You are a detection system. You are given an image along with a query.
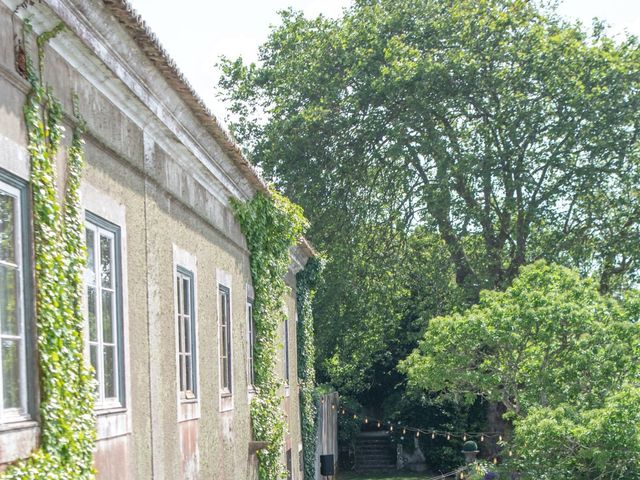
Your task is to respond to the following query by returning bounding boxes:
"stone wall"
[0,1,307,478]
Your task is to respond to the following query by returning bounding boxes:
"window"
[284,314,290,385]
[0,175,30,422]
[246,299,255,388]
[176,267,197,400]
[85,213,124,408]
[286,448,293,480]
[219,285,232,395]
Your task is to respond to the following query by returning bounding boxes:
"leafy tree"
[512,384,640,479]
[401,261,640,476]
[217,0,640,417]
[218,0,640,301]
[401,261,639,415]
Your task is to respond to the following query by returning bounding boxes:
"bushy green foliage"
[512,384,640,479]
[402,261,640,476]
[218,0,640,402]
[296,257,323,480]
[2,23,96,480]
[232,190,308,480]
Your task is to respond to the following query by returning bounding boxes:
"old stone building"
[0,0,311,478]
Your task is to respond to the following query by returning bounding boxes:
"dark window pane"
[0,192,15,263]
[103,345,116,398]
[85,229,95,286]
[2,338,21,409]
[88,287,97,342]
[185,354,192,393]
[100,234,112,289]
[90,344,99,398]
[183,316,191,354]
[182,278,189,315]
[179,354,185,392]
[0,266,18,336]
[102,289,114,343]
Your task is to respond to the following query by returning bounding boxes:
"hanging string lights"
[337,402,510,453]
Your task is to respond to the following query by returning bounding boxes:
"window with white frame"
[246,298,255,389]
[176,267,197,400]
[85,213,124,408]
[0,175,29,423]
[219,285,232,395]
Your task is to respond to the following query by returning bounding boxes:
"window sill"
[219,394,234,413]
[0,420,38,465]
[96,408,130,441]
[178,398,200,422]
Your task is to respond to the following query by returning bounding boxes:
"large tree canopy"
[219,0,640,296]
[217,0,640,404]
[400,261,640,477]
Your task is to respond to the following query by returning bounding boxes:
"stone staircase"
[354,431,396,472]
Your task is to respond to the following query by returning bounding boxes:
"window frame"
[0,171,33,425]
[84,211,125,410]
[176,266,197,401]
[218,284,233,397]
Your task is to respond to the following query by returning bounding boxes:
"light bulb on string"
[342,409,345,415]
[463,433,467,441]
[509,450,513,457]
[431,431,435,440]
[331,404,335,410]
[493,457,498,465]
[416,430,420,438]
[403,428,406,435]
[447,433,451,441]
[377,421,381,428]
[460,473,465,480]
[365,418,368,424]
[390,425,394,432]
[480,434,484,442]
[353,414,357,419]
[499,435,503,442]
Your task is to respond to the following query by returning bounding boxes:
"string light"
[460,472,465,479]
[509,450,513,457]
[493,457,498,465]
[337,403,500,443]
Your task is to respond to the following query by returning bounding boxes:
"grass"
[338,471,434,480]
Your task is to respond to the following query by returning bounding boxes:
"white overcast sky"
[128,0,640,126]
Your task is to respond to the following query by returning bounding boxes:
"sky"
[128,0,640,127]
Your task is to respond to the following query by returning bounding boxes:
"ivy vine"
[2,21,96,480]
[296,257,323,480]
[232,190,308,480]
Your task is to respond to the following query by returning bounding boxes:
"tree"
[400,261,640,476]
[401,261,639,414]
[218,0,640,302]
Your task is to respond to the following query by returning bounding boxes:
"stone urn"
[462,441,479,464]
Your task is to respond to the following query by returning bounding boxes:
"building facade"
[0,1,310,478]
